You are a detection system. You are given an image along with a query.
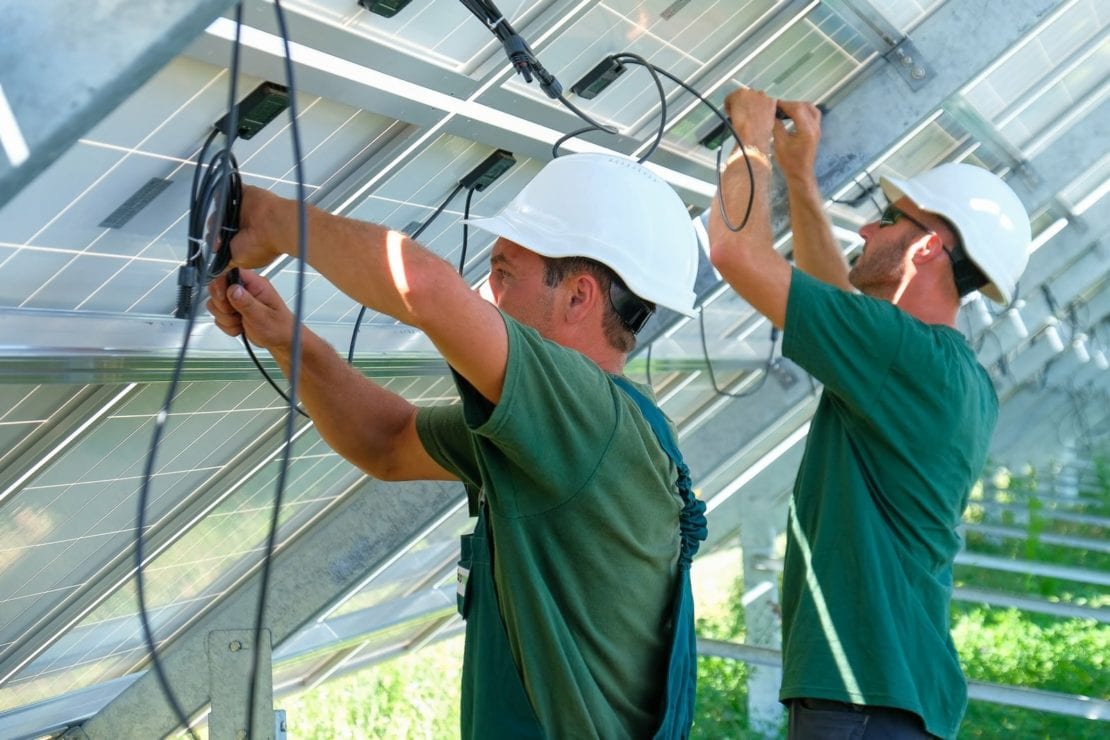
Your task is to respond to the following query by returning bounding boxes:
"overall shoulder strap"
[610,376,707,569]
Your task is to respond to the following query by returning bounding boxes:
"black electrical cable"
[697,308,778,399]
[246,1,308,738]
[458,186,477,276]
[183,75,308,419]
[184,106,307,419]
[135,7,245,739]
[459,1,757,225]
[609,54,667,162]
[175,126,242,318]
[346,182,465,363]
[458,0,619,145]
[239,329,310,419]
[713,128,755,233]
[830,170,883,212]
[550,53,662,162]
[617,59,756,232]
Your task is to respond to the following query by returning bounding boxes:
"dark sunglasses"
[879,204,934,235]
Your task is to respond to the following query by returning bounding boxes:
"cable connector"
[571,57,626,100]
[174,264,199,319]
[534,63,563,99]
[496,32,562,98]
[460,149,516,191]
[500,34,537,82]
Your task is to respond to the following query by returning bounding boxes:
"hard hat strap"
[943,241,990,298]
[609,279,655,334]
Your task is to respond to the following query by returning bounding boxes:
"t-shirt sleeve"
[415,403,484,514]
[452,311,623,517]
[783,267,906,418]
[415,404,479,485]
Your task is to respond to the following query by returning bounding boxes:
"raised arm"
[207,269,454,482]
[707,88,792,329]
[223,187,510,405]
[773,100,852,291]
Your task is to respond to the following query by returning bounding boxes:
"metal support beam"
[208,629,273,740]
[0,0,238,208]
[0,307,443,383]
[77,478,463,739]
[0,305,786,384]
[1001,90,1110,210]
[956,551,1110,587]
[821,0,933,90]
[794,0,1064,210]
[954,586,1110,624]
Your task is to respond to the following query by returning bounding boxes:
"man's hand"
[215,185,291,272]
[207,268,296,354]
[773,100,822,184]
[723,88,778,163]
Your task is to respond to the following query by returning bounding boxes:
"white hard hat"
[881,163,1031,304]
[466,152,699,317]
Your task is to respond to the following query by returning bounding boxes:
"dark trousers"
[787,698,937,739]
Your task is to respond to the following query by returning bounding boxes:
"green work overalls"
[455,377,708,738]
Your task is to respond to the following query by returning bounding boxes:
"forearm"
[268,198,451,328]
[783,172,851,291]
[708,146,791,328]
[268,327,439,480]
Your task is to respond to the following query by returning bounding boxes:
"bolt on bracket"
[884,38,931,91]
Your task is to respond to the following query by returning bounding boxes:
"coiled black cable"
[185,66,310,421]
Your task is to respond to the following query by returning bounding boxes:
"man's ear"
[911,233,947,265]
[564,273,601,323]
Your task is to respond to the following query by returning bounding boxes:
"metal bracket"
[208,629,274,740]
[884,38,932,91]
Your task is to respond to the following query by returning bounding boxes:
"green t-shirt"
[416,312,682,739]
[781,269,997,740]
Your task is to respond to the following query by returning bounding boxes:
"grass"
[277,638,463,740]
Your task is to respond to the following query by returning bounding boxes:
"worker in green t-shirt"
[206,152,708,738]
[706,88,1031,739]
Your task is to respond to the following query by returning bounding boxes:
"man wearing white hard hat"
[207,152,706,738]
[707,89,1030,740]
